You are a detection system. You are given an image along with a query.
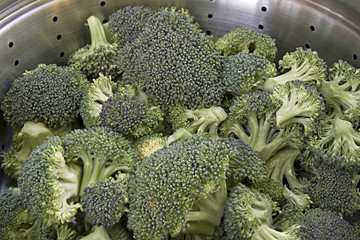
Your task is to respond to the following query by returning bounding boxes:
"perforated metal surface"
[0,0,360,191]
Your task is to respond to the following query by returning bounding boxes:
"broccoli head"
[128,135,232,239]
[68,16,120,79]
[63,126,139,194]
[118,7,224,110]
[108,5,155,47]
[80,73,117,128]
[18,136,83,225]
[134,133,167,160]
[262,47,327,91]
[271,80,325,135]
[80,172,128,227]
[100,84,164,138]
[224,183,277,240]
[216,27,277,61]
[220,52,277,94]
[1,63,88,131]
[1,121,54,179]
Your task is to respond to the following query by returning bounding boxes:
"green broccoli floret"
[250,178,287,209]
[220,90,304,161]
[108,5,155,47]
[318,60,360,120]
[1,63,88,131]
[78,225,111,240]
[68,16,120,80]
[301,155,360,216]
[168,104,228,140]
[216,27,277,61]
[1,121,54,179]
[282,186,312,212]
[99,85,164,138]
[63,126,139,194]
[261,47,327,91]
[219,137,268,188]
[271,80,325,135]
[220,52,277,94]
[275,208,359,240]
[224,183,277,240]
[266,148,304,189]
[134,133,167,160]
[119,7,224,110]
[80,173,128,227]
[251,224,300,240]
[80,73,117,128]
[18,136,82,225]
[308,115,360,168]
[128,135,232,239]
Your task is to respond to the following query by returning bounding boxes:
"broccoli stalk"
[79,225,111,240]
[282,186,312,211]
[251,224,300,240]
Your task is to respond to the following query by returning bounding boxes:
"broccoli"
[99,84,164,139]
[318,59,360,120]
[261,47,327,91]
[80,73,117,128]
[78,225,111,240]
[220,90,304,161]
[18,136,83,225]
[118,7,224,110]
[127,135,232,239]
[251,224,300,240]
[223,183,278,240]
[220,52,277,94]
[108,5,155,47]
[1,63,88,132]
[271,80,325,135]
[63,126,138,194]
[308,115,360,168]
[250,178,288,209]
[301,155,360,216]
[168,104,228,140]
[68,16,120,80]
[282,186,312,212]
[218,137,268,188]
[134,133,167,160]
[106,222,132,240]
[1,121,53,179]
[275,208,359,240]
[215,27,277,61]
[80,173,128,227]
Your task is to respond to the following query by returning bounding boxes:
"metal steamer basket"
[0,0,359,193]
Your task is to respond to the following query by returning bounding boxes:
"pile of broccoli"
[0,5,359,240]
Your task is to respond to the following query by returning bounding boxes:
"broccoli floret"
[68,16,120,80]
[79,225,111,240]
[1,121,54,179]
[134,133,167,160]
[276,208,359,240]
[319,60,360,120]
[262,47,327,91]
[220,90,304,161]
[271,80,325,135]
[128,135,231,239]
[216,27,277,61]
[168,104,228,140]
[266,148,304,189]
[80,173,128,227]
[1,63,88,131]
[18,136,82,225]
[220,52,277,94]
[282,186,312,212]
[100,85,164,138]
[301,156,360,216]
[250,178,287,209]
[251,224,300,240]
[119,7,224,110]
[106,222,132,240]
[224,183,277,240]
[63,127,138,194]
[80,73,117,128]
[218,137,268,188]
[308,116,360,168]
[108,5,155,47]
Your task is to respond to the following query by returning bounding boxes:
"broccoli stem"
[87,16,109,51]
